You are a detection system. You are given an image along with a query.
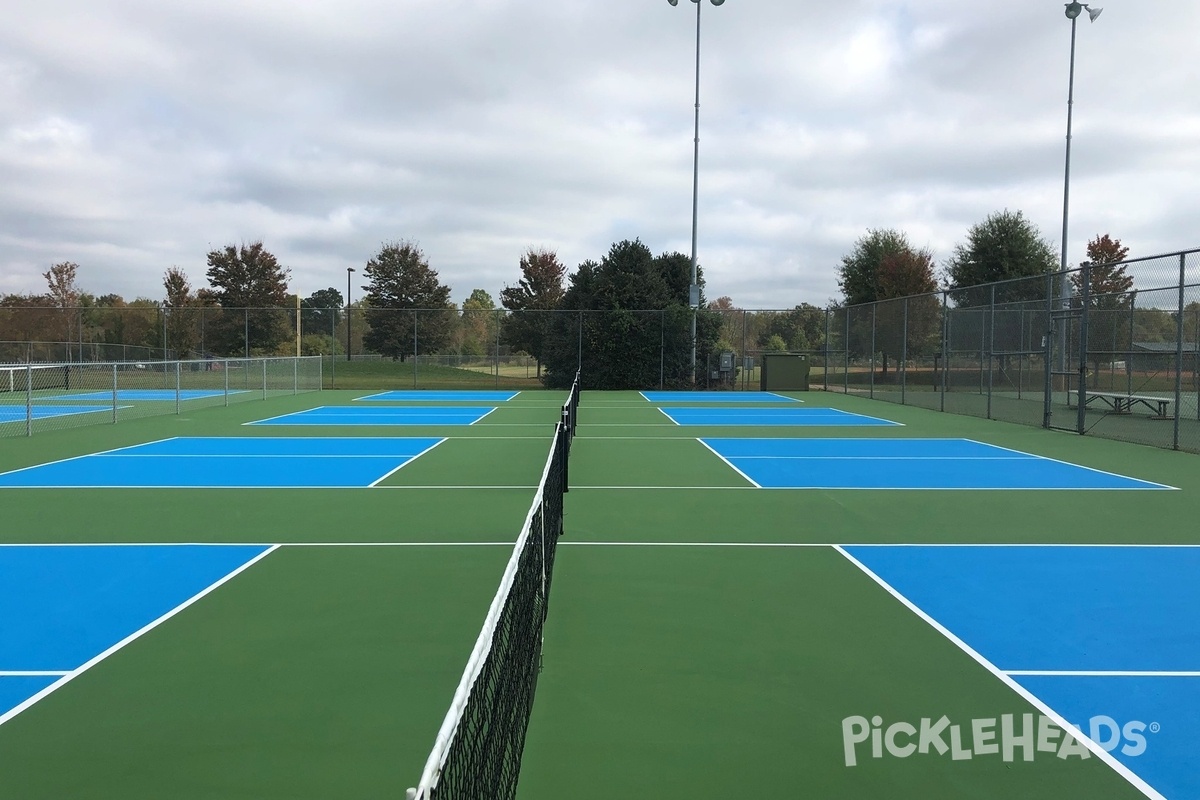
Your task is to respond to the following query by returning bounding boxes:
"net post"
[559,415,569,493]
[25,364,32,437]
[539,482,547,673]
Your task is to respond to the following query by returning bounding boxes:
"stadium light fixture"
[667,0,727,381]
[1056,3,1103,375]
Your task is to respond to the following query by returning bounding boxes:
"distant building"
[1129,341,1199,372]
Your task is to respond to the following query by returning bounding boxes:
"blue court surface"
[662,407,899,427]
[641,391,798,403]
[843,545,1200,800]
[0,437,445,488]
[700,438,1174,490]
[0,544,271,723]
[56,389,245,402]
[0,405,120,424]
[355,390,518,402]
[247,406,497,426]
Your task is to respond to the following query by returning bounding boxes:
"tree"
[539,239,719,389]
[0,294,58,358]
[204,242,292,355]
[762,334,787,353]
[162,266,201,358]
[1068,235,1134,376]
[300,288,344,338]
[500,248,566,377]
[944,210,1058,307]
[838,230,938,373]
[361,241,455,361]
[1071,234,1133,299]
[43,261,82,356]
[460,289,498,359]
[838,230,927,306]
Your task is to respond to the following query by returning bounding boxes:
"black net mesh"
[0,364,69,393]
[409,375,577,800]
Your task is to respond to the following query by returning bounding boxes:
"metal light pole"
[346,267,355,362]
[668,0,725,381]
[1058,2,1102,371]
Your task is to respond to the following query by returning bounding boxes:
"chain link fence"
[1,356,321,438]
[832,249,1200,453]
[3,246,1197,451]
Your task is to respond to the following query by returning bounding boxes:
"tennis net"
[0,364,69,394]
[407,379,578,800]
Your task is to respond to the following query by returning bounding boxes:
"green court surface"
[1,388,1197,798]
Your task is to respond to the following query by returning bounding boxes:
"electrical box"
[760,353,810,391]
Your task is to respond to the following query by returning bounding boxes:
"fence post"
[112,364,118,423]
[262,358,267,400]
[824,307,831,392]
[660,311,665,391]
[901,298,909,405]
[577,312,583,374]
[495,309,501,389]
[224,360,230,406]
[869,304,876,399]
[176,361,182,415]
[25,364,32,437]
[940,292,949,411]
[987,285,995,420]
[1175,254,1186,449]
[843,310,849,395]
[1043,272,1054,428]
[413,312,419,390]
[1077,264,1090,434]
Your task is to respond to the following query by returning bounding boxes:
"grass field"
[1,387,1198,798]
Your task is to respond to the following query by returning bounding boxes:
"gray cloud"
[2,0,1197,309]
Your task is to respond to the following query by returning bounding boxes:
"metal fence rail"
[2,247,1196,452]
[0,356,322,438]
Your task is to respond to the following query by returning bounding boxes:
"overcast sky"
[2,0,1197,310]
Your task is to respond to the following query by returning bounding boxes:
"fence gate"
[1045,270,1090,433]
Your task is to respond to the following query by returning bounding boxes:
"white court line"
[96,453,439,459]
[0,436,182,478]
[1007,670,1200,678]
[559,541,829,548]
[566,485,1176,492]
[695,439,761,488]
[368,438,447,487]
[961,438,1180,491]
[831,543,1200,549]
[570,485,756,490]
[569,423,678,427]
[4,541,1196,549]
[0,671,71,677]
[0,542,518,548]
[656,408,681,426]
[468,408,500,425]
[241,410,301,425]
[833,545,1165,800]
[722,455,1028,461]
[0,545,281,730]
[0,485,542,491]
